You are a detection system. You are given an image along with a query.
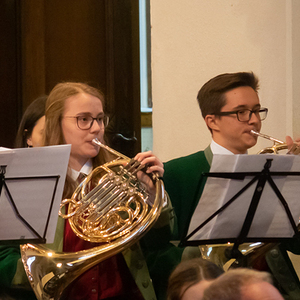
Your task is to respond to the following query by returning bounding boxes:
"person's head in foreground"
[202,268,284,300]
[167,258,224,300]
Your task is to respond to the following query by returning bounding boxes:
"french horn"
[21,139,166,300]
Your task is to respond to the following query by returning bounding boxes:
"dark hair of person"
[167,258,224,300]
[14,95,47,148]
[197,72,260,119]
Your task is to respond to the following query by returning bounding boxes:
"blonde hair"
[44,82,104,146]
[44,82,111,198]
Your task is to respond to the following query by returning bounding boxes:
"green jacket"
[159,146,300,300]
[164,147,212,241]
[142,147,212,300]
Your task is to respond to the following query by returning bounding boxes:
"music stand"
[0,145,70,245]
[181,155,300,259]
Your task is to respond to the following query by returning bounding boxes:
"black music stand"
[181,157,300,260]
[0,145,70,245]
[0,165,60,244]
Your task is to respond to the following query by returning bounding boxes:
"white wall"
[150,0,300,162]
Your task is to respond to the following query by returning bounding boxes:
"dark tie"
[76,172,87,185]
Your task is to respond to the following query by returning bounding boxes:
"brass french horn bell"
[21,139,166,300]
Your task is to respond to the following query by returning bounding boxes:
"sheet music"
[0,145,70,243]
[187,154,300,241]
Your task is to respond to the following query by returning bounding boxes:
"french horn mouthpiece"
[92,138,101,145]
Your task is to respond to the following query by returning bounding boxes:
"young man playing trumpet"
[166,72,300,241]
[143,72,300,300]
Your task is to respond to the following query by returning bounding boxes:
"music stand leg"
[0,165,7,196]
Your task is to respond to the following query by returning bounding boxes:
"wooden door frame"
[1,0,142,156]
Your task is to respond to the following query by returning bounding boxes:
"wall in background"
[150,0,300,162]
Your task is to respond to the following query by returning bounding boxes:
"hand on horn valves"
[134,151,164,202]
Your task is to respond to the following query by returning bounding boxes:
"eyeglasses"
[64,115,109,130]
[212,107,268,122]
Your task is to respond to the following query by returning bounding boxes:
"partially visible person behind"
[0,95,47,300]
[167,257,224,300]
[15,95,47,148]
[202,268,284,300]
[0,96,48,300]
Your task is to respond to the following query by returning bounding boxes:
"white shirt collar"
[210,139,235,155]
[69,159,93,181]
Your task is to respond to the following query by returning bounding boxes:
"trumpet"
[250,130,300,154]
[201,130,300,272]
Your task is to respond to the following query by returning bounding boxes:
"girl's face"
[61,92,104,171]
[27,115,45,147]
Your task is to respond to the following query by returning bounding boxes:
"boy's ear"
[205,114,220,131]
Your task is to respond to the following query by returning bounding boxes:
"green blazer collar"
[204,145,213,166]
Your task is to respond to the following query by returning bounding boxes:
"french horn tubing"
[21,139,166,300]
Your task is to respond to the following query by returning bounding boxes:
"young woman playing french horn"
[0,82,172,300]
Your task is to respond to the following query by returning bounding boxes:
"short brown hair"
[197,72,259,119]
[202,268,274,300]
[167,258,224,300]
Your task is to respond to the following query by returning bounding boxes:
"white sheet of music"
[187,154,300,241]
[0,145,70,243]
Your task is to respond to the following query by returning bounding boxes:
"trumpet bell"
[257,144,288,154]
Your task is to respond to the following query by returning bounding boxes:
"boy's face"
[206,86,261,154]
